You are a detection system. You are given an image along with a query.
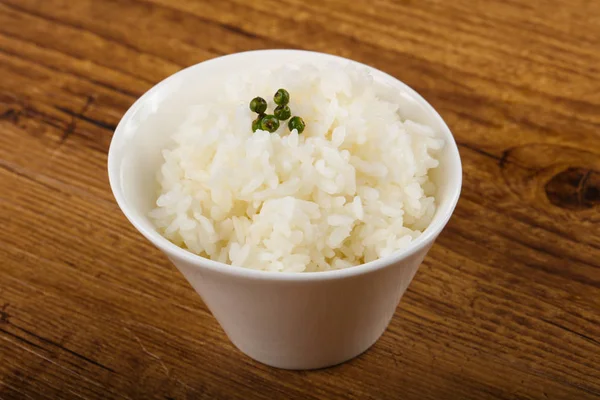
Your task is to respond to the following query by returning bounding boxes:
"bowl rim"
[107,49,462,282]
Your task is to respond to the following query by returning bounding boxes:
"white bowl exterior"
[170,242,432,369]
[108,50,462,370]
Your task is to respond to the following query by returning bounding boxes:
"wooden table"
[1,0,599,398]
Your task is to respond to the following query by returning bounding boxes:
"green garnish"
[249,89,303,133]
[260,115,280,133]
[249,97,267,114]
[274,105,291,121]
[274,89,290,106]
[288,116,305,134]
[252,113,265,132]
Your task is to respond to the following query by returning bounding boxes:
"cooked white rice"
[149,63,444,272]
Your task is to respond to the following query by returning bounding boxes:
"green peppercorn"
[249,97,267,114]
[288,116,305,133]
[252,113,265,132]
[273,89,289,106]
[260,115,280,133]
[274,105,291,121]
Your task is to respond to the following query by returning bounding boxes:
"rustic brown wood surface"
[1,0,599,398]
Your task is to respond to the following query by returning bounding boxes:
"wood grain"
[1,0,599,398]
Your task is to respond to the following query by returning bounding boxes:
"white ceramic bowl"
[108,50,462,370]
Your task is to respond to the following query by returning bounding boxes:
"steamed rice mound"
[149,63,444,272]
